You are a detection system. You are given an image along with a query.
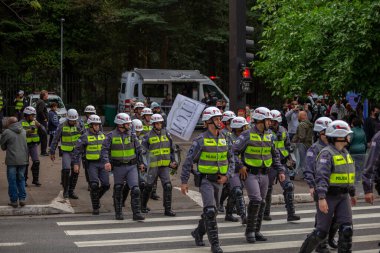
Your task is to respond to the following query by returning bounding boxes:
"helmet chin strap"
[212,118,221,130]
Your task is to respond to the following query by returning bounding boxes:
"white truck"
[117,68,229,113]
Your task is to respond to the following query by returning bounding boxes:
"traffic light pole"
[229,0,246,111]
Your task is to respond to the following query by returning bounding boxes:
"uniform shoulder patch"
[307,151,314,157]
[372,141,377,147]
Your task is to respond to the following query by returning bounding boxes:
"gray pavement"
[0,129,366,216]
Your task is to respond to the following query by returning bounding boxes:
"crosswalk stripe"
[354,250,380,253]
[57,205,380,226]
[0,242,25,247]
[74,222,380,247]
[115,235,380,253]
[64,213,380,236]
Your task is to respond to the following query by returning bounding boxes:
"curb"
[0,191,75,216]
[270,193,314,205]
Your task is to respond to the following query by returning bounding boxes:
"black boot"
[68,168,79,199]
[316,240,330,253]
[113,184,124,220]
[192,218,206,246]
[255,201,267,241]
[141,185,152,213]
[122,184,130,207]
[328,220,339,249]
[61,170,70,199]
[263,186,272,221]
[245,201,260,243]
[299,230,327,253]
[131,186,145,221]
[150,180,160,200]
[338,224,353,253]
[163,183,176,216]
[218,184,229,213]
[203,206,223,253]
[31,161,41,186]
[90,182,100,215]
[225,194,238,222]
[284,186,300,221]
[99,185,110,199]
[232,187,247,224]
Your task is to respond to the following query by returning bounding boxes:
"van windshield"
[142,83,168,98]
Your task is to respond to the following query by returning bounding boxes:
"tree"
[252,0,380,100]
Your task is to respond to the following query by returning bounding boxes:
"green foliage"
[253,0,380,100]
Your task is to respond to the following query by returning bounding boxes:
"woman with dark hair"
[349,117,367,184]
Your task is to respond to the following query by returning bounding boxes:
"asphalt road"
[1,201,379,253]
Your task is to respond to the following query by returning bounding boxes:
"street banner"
[166,94,206,141]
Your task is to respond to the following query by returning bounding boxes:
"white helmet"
[87,114,101,125]
[270,110,282,123]
[314,117,333,132]
[150,102,160,109]
[132,119,143,132]
[67,109,79,121]
[134,102,145,109]
[325,120,353,138]
[23,106,36,115]
[141,108,153,116]
[252,107,272,121]
[230,116,249,129]
[84,105,96,114]
[150,114,164,124]
[202,107,223,121]
[114,113,132,125]
[222,111,236,122]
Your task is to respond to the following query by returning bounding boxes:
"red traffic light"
[242,67,251,79]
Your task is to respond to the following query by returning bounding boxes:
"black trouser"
[38,121,48,154]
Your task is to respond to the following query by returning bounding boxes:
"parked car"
[27,92,67,119]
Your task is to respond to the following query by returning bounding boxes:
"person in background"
[285,100,300,140]
[14,90,26,120]
[312,99,327,122]
[36,90,49,156]
[349,117,367,184]
[245,105,251,122]
[330,99,347,120]
[48,102,59,148]
[364,106,380,145]
[0,117,29,208]
[292,111,313,149]
[151,102,167,126]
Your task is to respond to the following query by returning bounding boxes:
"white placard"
[166,94,206,141]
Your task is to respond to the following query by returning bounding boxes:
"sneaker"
[8,202,18,208]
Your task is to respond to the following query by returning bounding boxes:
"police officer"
[264,110,300,221]
[304,117,338,252]
[14,90,26,120]
[80,105,97,190]
[101,113,145,221]
[50,109,83,199]
[141,114,177,216]
[227,116,250,224]
[299,120,357,253]
[362,129,380,204]
[151,102,167,126]
[181,106,233,253]
[233,107,286,243]
[72,115,109,215]
[131,102,145,121]
[218,111,236,217]
[21,106,43,187]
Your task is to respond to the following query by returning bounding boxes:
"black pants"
[38,121,48,154]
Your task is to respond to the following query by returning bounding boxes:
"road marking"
[114,235,380,253]
[74,222,380,247]
[57,205,380,226]
[0,242,25,247]
[65,213,380,236]
[174,187,203,207]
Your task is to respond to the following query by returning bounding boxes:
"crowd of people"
[0,89,379,253]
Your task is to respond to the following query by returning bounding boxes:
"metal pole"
[60,18,65,99]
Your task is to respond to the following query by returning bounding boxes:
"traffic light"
[240,64,253,93]
[246,26,254,62]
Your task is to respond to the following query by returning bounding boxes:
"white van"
[118,68,229,113]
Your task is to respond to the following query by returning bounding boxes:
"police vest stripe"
[61,125,81,152]
[86,134,105,160]
[244,132,273,168]
[15,98,23,110]
[324,146,355,186]
[198,137,228,174]
[274,130,289,157]
[110,131,136,162]
[148,130,171,168]
[21,120,40,143]
[0,96,3,110]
